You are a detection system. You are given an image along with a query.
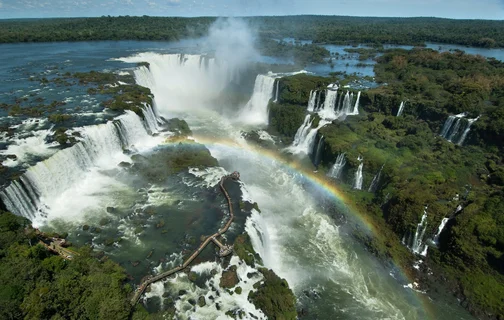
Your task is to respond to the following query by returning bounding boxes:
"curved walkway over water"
[130,172,240,306]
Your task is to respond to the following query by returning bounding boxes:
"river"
[0,34,488,319]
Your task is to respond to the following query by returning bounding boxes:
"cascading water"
[273,79,280,103]
[353,157,364,190]
[433,217,449,246]
[238,74,277,126]
[352,91,361,115]
[457,116,479,146]
[307,90,317,112]
[118,53,241,111]
[313,135,324,167]
[0,108,159,224]
[0,29,478,320]
[447,117,464,142]
[327,153,346,179]
[397,101,405,117]
[407,207,429,256]
[287,116,329,155]
[318,89,338,120]
[440,113,466,140]
[368,165,383,193]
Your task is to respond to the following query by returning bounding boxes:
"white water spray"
[408,207,429,256]
[328,153,346,179]
[238,74,277,126]
[368,165,383,193]
[397,101,405,117]
[307,90,317,112]
[432,218,449,246]
[353,157,364,190]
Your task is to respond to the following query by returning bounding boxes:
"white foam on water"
[1,128,59,167]
[188,167,228,188]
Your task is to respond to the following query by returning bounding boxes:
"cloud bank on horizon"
[0,0,502,19]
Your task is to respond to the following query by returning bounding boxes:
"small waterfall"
[352,157,364,190]
[368,165,383,193]
[291,115,312,146]
[432,218,449,246]
[447,118,464,142]
[440,113,466,140]
[457,116,479,146]
[307,90,317,112]
[273,79,280,103]
[408,207,429,256]
[239,74,277,126]
[318,90,338,120]
[396,101,405,117]
[327,153,346,179]
[0,107,157,221]
[287,117,329,155]
[141,102,160,133]
[314,90,321,111]
[351,91,360,115]
[313,135,324,167]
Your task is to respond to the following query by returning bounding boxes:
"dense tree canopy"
[1,16,504,49]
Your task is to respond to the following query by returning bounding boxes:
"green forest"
[0,211,142,319]
[269,48,504,319]
[1,16,504,48]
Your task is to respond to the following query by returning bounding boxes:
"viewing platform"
[130,172,240,306]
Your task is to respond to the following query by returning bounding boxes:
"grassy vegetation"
[270,48,504,318]
[129,137,218,183]
[0,211,142,320]
[233,233,262,267]
[258,38,331,65]
[248,268,297,320]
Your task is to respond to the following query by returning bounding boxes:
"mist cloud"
[204,18,259,72]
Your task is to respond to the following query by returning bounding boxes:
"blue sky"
[0,0,503,19]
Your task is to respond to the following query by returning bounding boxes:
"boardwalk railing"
[130,173,239,306]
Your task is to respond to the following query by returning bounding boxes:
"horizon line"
[0,14,503,22]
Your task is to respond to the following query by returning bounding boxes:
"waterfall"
[368,165,383,193]
[397,101,405,117]
[273,79,280,103]
[328,91,360,120]
[351,91,360,115]
[447,118,464,142]
[440,113,466,140]
[287,117,329,155]
[318,90,338,120]
[313,135,324,167]
[457,116,479,146]
[432,218,449,246]
[0,107,157,222]
[117,53,243,113]
[239,74,277,126]
[352,157,364,190]
[408,207,429,256]
[291,115,312,146]
[314,90,321,111]
[307,90,317,112]
[327,153,346,179]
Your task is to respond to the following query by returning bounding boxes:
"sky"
[0,0,503,20]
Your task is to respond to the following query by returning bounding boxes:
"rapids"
[0,37,476,319]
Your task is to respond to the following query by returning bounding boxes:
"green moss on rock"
[248,268,297,320]
[219,265,239,289]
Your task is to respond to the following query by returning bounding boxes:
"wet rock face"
[219,265,239,288]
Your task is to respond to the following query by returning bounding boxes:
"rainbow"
[161,134,435,319]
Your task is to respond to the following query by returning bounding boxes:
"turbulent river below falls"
[0,39,476,319]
